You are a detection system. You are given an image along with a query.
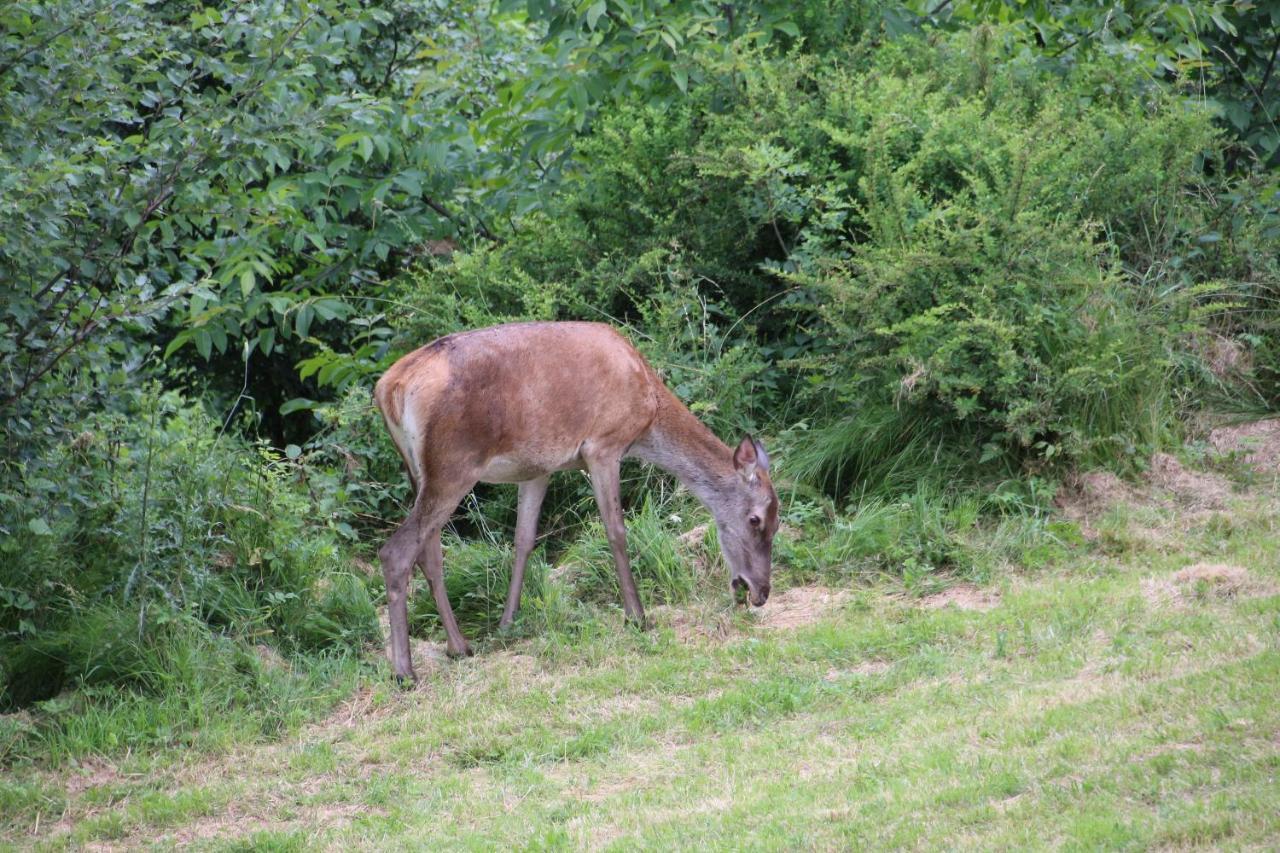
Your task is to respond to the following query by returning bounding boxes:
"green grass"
[4,478,1279,850]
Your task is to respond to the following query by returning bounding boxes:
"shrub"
[0,383,378,726]
[386,29,1249,506]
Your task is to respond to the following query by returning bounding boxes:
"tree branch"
[1258,30,1280,103]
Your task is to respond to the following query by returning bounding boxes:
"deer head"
[716,435,779,607]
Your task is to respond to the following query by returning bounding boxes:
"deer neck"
[630,388,736,512]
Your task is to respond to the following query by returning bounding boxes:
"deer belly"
[476,450,582,484]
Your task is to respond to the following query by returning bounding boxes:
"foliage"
[907,0,1280,170]
[0,0,832,424]
[390,29,1260,498]
[784,34,1228,485]
[0,0,566,420]
[0,382,377,719]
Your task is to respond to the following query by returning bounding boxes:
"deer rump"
[375,322,660,492]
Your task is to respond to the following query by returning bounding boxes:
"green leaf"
[195,328,212,360]
[586,0,607,30]
[27,518,53,536]
[285,444,302,459]
[335,132,364,150]
[1209,12,1236,36]
[295,306,314,338]
[164,330,192,358]
[280,397,318,416]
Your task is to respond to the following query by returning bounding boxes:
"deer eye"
[749,514,762,528]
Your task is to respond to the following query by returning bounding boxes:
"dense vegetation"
[2,0,1277,764]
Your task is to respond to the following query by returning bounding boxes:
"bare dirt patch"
[824,661,891,681]
[753,586,850,630]
[1141,563,1278,609]
[653,585,850,641]
[918,584,999,612]
[1209,419,1280,474]
[62,761,123,797]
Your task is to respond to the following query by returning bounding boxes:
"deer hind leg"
[411,480,477,659]
[585,455,646,628]
[418,526,473,658]
[379,509,426,682]
[499,475,550,630]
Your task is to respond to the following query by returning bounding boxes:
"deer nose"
[750,583,771,607]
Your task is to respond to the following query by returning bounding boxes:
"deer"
[373,321,779,681]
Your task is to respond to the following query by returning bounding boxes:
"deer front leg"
[379,515,424,682]
[419,526,473,658]
[500,475,550,630]
[587,457,646,627]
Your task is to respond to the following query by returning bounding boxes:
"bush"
[0,383,378,727]
[694,32,1231,491]
[388,29,1250,503]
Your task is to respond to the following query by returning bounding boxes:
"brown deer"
[373,321,779,681]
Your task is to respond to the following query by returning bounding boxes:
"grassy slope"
[4,478,1279,850]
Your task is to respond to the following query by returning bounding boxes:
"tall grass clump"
[558,494,702,609]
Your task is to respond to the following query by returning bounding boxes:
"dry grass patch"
[1142,563,1278,609]
[918,584,1000,612]
[164,800,370,848]
[1146,452,1233,509]
[1055,448,1252,542]
[824,661,891,681]
[651,602,735,642]
[653,584,851,641]
[62,760,125,798]
[1054,470,1141,538]
[1210,418,1280,473]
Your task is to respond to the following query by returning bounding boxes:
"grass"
[3,467,1279,850]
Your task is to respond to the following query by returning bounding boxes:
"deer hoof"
[446,643,474,659]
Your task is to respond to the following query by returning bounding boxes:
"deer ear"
[753,438,770,473]
[733,434,759,481]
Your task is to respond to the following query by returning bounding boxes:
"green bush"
[0,383,377,737]
[389,29,1251,502]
